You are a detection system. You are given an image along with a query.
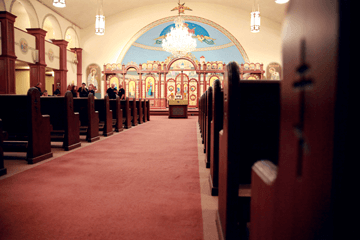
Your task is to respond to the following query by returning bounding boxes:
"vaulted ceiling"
[37,0,288,29]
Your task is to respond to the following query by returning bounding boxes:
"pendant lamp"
[162,1,197,57]
[275,0,289,4]
[95,0,105,35]
[251,3,260,33]
[53,0,66,8]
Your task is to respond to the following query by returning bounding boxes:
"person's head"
[111,83,115,89]
[82,83,86,88]
[119,84,123,89]
[36,82,42,87]
[43,90,48,96]
[89,85,93,90]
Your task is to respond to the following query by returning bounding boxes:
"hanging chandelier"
[95,0,105,35]
[275,0,289,3]
[251,2,260,33]
[53,0,66,8]
[162,1,196,57]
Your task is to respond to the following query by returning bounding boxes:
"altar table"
[168,100,188,118]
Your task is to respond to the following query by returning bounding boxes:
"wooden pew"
[95,94,114,136]
[205,87,213,168]
[250,1,351,239]
[121,98,132,129]
[73,93,100,142]
[109,95,123,132]
[216,62,280,240]
[0,119,7,176]
[209,79,223,196]
[136,99,143,124]
[200,92,206,145]
[146,100,150,121]
[198,98,201,129]
[40,91,81,151]
[142,99,147,123]
[0,88,53,164]
[129,98,138,126]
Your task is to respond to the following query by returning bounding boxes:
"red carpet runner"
[0,116,203,240]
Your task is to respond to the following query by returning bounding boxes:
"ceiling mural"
[120,16,248,66]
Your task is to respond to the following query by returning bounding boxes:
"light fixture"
[275,0,289,4]
[162,1,196,57]
[251,2,260,33]
[95,0,105,35]
[73,48,78,64]
[53,0,66,8]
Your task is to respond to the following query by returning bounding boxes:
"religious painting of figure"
[86,64,101,92]
[129,81,136,98]
[109,76,118,89]
[183,84,188,100]
[266,62,282,80]
[146,77,155,98]
[209,76,219,87]
[176,83,181,94]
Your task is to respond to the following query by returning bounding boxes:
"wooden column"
[164,73,167,108]
[51,40,68,96]
[139,73,142,98]
[71,47,82,87]
[27,28,47,89]
[0,12,16,94]
[203,73,207,93]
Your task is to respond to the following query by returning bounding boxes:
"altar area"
[102,55,265,111]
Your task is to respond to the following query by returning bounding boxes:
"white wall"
[14,27,36,64]
[5,0,81,44]
[80,2,283,81]
[45,40,60,69]
[67,49,77,86]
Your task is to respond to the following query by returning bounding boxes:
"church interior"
[0,0,354,239]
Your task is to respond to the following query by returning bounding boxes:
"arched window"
[11,0,31,30]
[65,27,79,49]
[43,14,62,41]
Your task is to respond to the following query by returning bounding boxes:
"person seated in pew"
[34,82,43,96]
[118,84,125,100]
[88,84,96,96]
[107,83,118,99]
[53,87,61,96]
[78,83,89,97]
[68,84,77,98]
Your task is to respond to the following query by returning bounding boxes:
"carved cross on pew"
[293,39,313,177]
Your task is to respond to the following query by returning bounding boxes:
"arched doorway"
[165,58,198,108]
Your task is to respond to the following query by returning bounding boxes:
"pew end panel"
[110,96,123,132]
[27,88,53,163]
[0,119,7,176]
[95,95,113,137]
[249,160,278,240]
[209,82,224,197]
[121,98,132,129]
[205,87,213,168]
[88,94,100,142]
[146,100,150,121]
[129,99,138,126]
[142,99,147,123]
[136,99,143,124]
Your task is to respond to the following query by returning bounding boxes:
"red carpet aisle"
[0,116,203,240]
